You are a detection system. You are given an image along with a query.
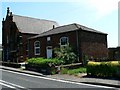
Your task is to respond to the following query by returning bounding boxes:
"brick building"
[2,7,108,63]
[28,23,108,62]
[108,47,120,60]
[2,7,59,62]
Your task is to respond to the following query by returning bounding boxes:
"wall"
[18,33,37,62]
[28,29,108,62]
[2,14,37,62]
[80,30,108,59]
[29,31,77,59]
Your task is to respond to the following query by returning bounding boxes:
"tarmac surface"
[0,65,120,88]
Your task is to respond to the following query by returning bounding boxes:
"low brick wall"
[1,61,21,68]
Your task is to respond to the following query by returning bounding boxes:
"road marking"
[0,82,15,89]
[0,80,25,89]
[2,69,115,89]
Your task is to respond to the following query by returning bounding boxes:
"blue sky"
[0,0,119,48]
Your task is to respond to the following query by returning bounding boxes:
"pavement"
[0,65,120,88]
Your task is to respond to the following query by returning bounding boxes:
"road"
[0,69,116,90]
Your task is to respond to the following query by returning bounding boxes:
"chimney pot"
[53,25,55,29]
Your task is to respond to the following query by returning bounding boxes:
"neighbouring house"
[28,23,108,62]
[2,7,59,63]
[108,47,120,60]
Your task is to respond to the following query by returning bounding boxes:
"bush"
[87,61,120,78]
[27,58,62,74]
[54,45,77,64]
[27,58,62,67]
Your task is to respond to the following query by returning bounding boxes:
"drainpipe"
[76,30,80,62]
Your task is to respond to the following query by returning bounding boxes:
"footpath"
[0,65,120,88]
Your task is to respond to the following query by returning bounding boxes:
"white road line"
[0,80,25,89]
[2,69,115,89]
[0,82,15,89]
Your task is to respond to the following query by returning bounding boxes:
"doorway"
[46,46,52,58]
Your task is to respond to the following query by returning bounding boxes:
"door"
[46,46,52,58]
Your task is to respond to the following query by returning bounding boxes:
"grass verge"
[61,67,86,75]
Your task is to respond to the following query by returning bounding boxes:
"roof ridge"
[73,23,80,29]
[12,14,58,23]
[28,23,78,39]
[43,23,76,31]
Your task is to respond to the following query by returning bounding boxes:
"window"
[34,41,40,55]
[60,37,68,46]
[47,37,51,41]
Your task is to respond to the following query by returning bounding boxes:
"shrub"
[87,61,120,78]
[27,58,62,67]
[54,45,77,64]
[27,58,62,74]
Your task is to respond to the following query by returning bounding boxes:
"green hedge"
[87,61,120,78]
[27,58,62,67]
[27,58,62,74]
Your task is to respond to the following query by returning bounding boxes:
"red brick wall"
[2,15,37,62]
[28,30,108,62]
[80,30,108,59]
[29,31,77,58]
[18,33,37,62]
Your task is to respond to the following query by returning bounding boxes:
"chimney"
[53,25,55,29]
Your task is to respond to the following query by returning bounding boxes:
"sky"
[0,0,119,48]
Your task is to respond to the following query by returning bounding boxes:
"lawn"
[61,67,87,75]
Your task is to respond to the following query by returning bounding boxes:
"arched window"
[34,41,40,55]
[60,37,68,46]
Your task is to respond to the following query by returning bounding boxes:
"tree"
[54,45,77,64]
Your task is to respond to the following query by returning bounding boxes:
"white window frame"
[34,41,40,55]
[60,37,69,46]
[47,37,51,41]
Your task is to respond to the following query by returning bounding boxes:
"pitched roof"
[12,14,59,34]
[29,23,107,39]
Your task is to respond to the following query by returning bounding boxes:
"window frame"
[34,41,40,55]
[47,37,51,41]
[60,37,69,47]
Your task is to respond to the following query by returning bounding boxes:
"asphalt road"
[0,69,115,90]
